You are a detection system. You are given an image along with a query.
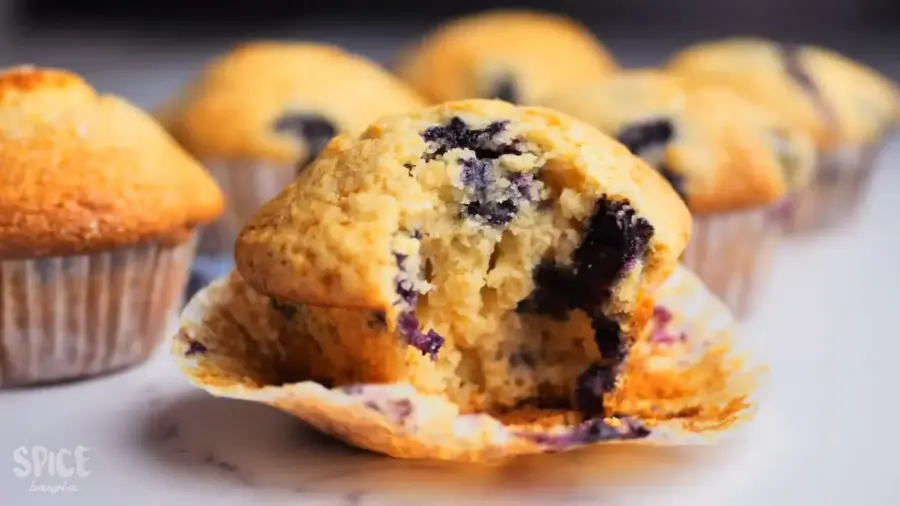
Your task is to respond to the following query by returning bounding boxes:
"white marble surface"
[1,142,898,505]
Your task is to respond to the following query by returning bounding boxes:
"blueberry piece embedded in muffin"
[518,416,650,448]
[234,100,691,419]
[184,339,208,357]
[574,362,617,417]
[491,75,520,104]
[518,197,654,414]
[657,164,688,202]
[273,112,338,172]
[616,119,675,156]
[779,45,838,132]
[392,232,444,359]
[422,117,535,228]
[519,198,654,318]
[615,120,689,202]
[422,116,523,160]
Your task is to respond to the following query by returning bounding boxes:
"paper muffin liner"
[197,159,296,256]
[0,237,197,388]
[781,139,888,234]
[681,203,783,320]
[171,266,762,462]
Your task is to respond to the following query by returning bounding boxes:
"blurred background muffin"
[541,70,816,317]
[0,66,223,387]
[667,38,899,233]
[395,10,618,104]
[157,42,428,260]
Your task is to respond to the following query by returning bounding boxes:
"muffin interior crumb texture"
[269,112,663,421]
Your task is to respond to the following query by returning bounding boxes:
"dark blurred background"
[1,0,898,108]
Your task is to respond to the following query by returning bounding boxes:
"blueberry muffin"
[157,42,428,257]
[234,99,690,417]
[0,66,223,387]
[667,38,899,232]
[541,70,815,317]
[395,10,618,105]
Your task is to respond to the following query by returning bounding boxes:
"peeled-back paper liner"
[198,159,296,256]
[172,265,761,461]
[781,139,888,234]
[681,203,782,320]
[0,236,197,387]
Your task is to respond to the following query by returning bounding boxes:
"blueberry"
[462,199,519,227]
[519,199,653,320]
[422,117,522,160]
[575,362,617,417]
[780,45,837,130]
[184,339,207,357]
[392,237,444,359]
[459,157,492,191]
[273,112,338,172]
[517,416,650,448]
[491,75,519,104]
[507,172,535,201]
[396,311,445,360]
[518,197,653,414]
[780,45,818,97]
[616,119,674,156]
[657,164,688,202]
[592,315,626,362]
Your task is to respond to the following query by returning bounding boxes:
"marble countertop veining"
[1,143,898,506]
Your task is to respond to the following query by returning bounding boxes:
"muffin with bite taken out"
[234,99,691,418]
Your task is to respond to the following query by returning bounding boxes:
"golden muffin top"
[396,10,619,105]
[667,37,899,149]
[236,99,690,317]
[541,70,816,214]
[0,66,224,260]
[158,41,429,165]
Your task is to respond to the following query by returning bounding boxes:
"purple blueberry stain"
[507,171,536,201]
[184,339,207,357]
[392,232,444,359]
[651,306,686,344]
[340,385,366,395]
[518,416,650,449]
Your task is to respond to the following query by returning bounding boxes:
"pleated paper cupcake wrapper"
[681,203,782,320]
[198,159,296,257]
[172,266,761,462]
[0,237,197,388]
[781,139,888,234]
